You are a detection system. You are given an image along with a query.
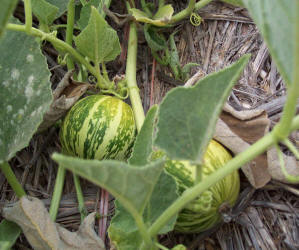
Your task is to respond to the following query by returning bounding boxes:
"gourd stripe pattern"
[60,95,136,161]
[164,140,240,233]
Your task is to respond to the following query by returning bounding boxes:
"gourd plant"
[0,0,299,249]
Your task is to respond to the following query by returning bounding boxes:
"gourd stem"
[73,174,87,221]
[0,162,26,198]
[66,0,76,71]
[126,22,145,132]
[148,116,299,237]
[194,0,213,11]
[49,167,66,221]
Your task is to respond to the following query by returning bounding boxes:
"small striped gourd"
[163,140,240,233]
[60,95,136,161]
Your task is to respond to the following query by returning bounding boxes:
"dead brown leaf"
[2,196,105,250]
[37,71,92,133]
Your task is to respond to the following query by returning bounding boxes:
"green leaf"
[0,0,18,37]
[155,54,250,162]
[0,220,21,250]
[31,0,59,25]
[242,0,297,86]
[144,24,167,52]
[110,105,179,250]
[109,171,178,250]
[77,0,112,30]
[0,24,53,163]
[74,6,121,64]
[129,105,158,166]
[45,0,69,17]
[52,153,164,214]
[130,5,174,26]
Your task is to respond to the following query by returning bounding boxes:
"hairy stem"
[73,174,87,222]
[170,0,196,24]
[49,167,66,221]
[126,22,145,131]
[195,0,213,11]
[23,0,32,33]
[66,0,76,71]
[0,162,26,198]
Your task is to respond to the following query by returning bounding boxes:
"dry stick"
[150,58,156,107]
[203,21,217,72]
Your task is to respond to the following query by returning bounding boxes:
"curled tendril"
[190,12,202,26]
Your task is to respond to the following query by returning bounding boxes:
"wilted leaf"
[52,154,164,214]
[242,0,297,86]
[129,105,158,166]
[0,0,18,37]
[2,196,105,250]
[0,219,21,250]
[130,5,174,26]
[31,0,59,25]
[0,22,52,163]
[74,7,121,64]
[155,55,250,162]
[37,71,91,132]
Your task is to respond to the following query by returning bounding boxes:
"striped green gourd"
[60,95,136,161]
[164,140,240,233]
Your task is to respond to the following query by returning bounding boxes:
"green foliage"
[109,107,179,249]
[52,153,165,214]
[155,55,250,162]
[130,4,174,26]
[129,105,158,166]
[221,0,244,7]
[74,7,121,64]
[0,23,52,163]
[31,0,59,25]
[0,0,18,37]
[77,0,112,30]
[242,0,296,87]
[46,0,69,17]
[0,220,21,250]
[144,24,168,52]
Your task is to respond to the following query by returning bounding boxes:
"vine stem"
[73,174,87,221]
[126,22,145,132]
[23,0,32,33]
[147,116,299,237]
[49,167,66,221]
[0,162,26,198]
[170,0,196,24]
[5,23,108,88]
[66,0,76,71]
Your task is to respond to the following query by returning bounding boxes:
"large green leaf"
[242,0,297,86]
[52,154,164,214]
[110,105,179,250]
[155,55,250,162]
[31,0,59,25]
[129,105,158,166]
[74,6,120,64]
[0,25,52,163]
[0,0,18,37]
[0,220,21,250]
